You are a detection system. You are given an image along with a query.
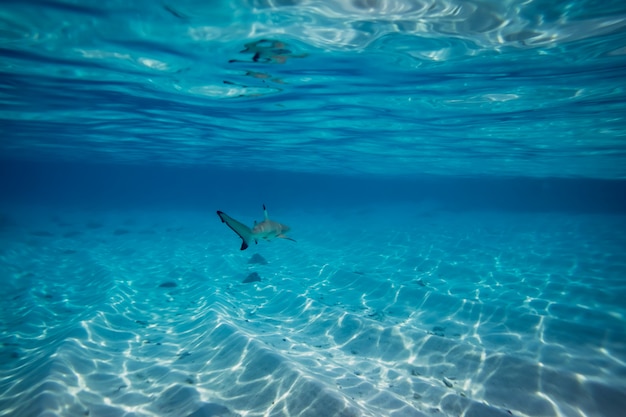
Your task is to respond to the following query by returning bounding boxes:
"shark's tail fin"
[217,211,253,250]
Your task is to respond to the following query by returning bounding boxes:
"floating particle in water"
[163,4,188,20]
[366,310,385,321]
[243,272,261,283]
[113,385,127,394]
[431,326,446,337]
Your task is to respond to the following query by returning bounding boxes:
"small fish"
[217,204,295,250]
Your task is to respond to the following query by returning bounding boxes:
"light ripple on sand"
[0,206,625,416]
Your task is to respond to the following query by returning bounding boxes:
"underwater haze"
[1,1,626,417]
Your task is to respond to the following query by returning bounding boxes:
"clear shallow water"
[1,201,626,417]
[1,1,626,417]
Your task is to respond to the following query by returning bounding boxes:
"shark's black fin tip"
[240,241,248,250]
[216,211,226,223]
[263,204,266,210]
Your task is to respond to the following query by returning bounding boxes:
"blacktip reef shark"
[217,204,295,250]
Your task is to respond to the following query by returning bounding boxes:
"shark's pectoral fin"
[278,234,296,243]
[217,210,253,251]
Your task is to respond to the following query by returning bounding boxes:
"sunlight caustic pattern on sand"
[1,206,625,416]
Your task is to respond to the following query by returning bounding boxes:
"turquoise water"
[1,1,626,417]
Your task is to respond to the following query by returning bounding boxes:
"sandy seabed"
[1,204,625,417]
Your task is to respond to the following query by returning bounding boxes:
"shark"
[217,204,295,250]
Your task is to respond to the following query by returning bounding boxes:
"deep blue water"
[1,1,626,417]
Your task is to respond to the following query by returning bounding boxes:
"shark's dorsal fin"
[263,204,269,220]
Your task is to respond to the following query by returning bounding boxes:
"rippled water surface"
[1,1,626,417]
[1,0,626,177]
